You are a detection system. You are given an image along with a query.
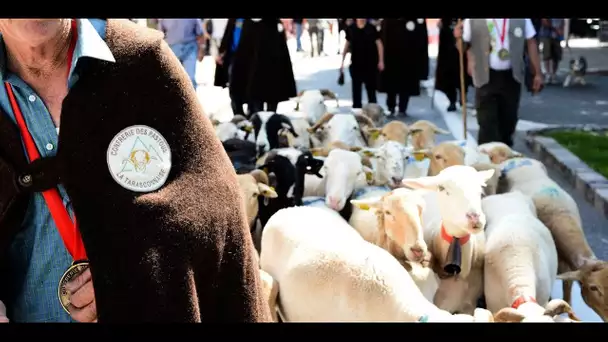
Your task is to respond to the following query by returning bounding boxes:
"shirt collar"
[0,18,115,82]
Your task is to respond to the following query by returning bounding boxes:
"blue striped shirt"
[0,19,115,323]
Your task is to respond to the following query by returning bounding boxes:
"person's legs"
[308,29,316,56]
[541,37,554,82]
[364,72,378,104]
[475,72,502,145]
[496,73,522,147]
[228,63,245,115]
[445,86,457,111]
[248,101,263,116]
[397,89,410,115]
[266,101,278,112]
[295,23,303,51]
[176,42,198,89]
[350,70,363,108]
[317,28,325,56]
[386,92,397,114]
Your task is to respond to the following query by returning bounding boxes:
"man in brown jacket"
[0,19,269,322]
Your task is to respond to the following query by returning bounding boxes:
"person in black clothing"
[434,18,472,112]
[378,18,429,116]
[340,18,384,109]
[226,19,297,115]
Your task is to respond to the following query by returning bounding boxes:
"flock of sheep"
[206,88,608,323]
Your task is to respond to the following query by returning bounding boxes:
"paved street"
[195,33,605,321]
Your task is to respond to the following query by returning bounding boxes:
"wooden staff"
[456,19,467,140]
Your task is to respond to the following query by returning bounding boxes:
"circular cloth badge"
[513,27,523,38]
[417,19,424,24]
[107,125,172,192]
[406,21,415,31]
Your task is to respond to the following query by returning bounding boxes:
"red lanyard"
[492,19,507,47]
[3,19,86,262]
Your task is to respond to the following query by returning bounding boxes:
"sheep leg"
[558,257,573,305]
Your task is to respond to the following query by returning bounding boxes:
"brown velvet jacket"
[0,20,270,322]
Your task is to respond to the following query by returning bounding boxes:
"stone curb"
[525,126,608,219]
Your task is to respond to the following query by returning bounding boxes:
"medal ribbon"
[3,19,87,261]
[492,19,507,49]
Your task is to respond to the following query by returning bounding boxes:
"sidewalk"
[557,39,608,74]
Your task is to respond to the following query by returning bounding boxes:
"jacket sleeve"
[92,34,270,323]
[218,19,235,55]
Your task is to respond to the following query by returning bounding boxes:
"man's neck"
[4,20,72,81]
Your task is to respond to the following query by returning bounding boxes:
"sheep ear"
[408,128,423,135]
[402,175,440,190]
[363,166,375,184]
[557,270,583,282]
[351,197,381,211]
[476,169,495,186]
[258,183,278,198]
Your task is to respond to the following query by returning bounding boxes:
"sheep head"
[408,120,450,150]
[478,142,524,164]
[402,165,495,236]
[351,188,428,263]
[237,170,278,228]
[427,142,466,176]
[557,260,608,322]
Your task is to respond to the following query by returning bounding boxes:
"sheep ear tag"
[365,171,374,183]
[413,152,427,161]
[243,126,253,133]
[355,203,371,210]
[362,150,375,157]
[369,130,381,140]
[311,150,323,157]
[106,125,172,192]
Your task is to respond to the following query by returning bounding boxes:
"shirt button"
[28,95,36,102]
[46,143,54,151]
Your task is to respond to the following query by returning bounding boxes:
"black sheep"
[256,149,323,229]
[222,138,257,174]
[250,112,298,157]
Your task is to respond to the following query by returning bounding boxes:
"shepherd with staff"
[453,19,544,147]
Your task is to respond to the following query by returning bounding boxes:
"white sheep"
[445,140,491,166]
[402,165,495,315]
[354,141,415,188]
[260,206,496,322]
[321,149,374,211]
[364,120,410,148]
[498,157,608,321]
[307,113,375,149]
[482,191,579,322]
[350,188,439,301]
[292,89,339,125]
[212,114,255,143]
[477,141,524,164]
[408,120,451,150]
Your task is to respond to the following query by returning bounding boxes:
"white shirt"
[463,18,536,70]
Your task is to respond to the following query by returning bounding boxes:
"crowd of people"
[0,17,558,323]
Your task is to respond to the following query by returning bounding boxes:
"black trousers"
[445,86,468,107]
[475,69,521,147]
[248,101,278,114]
[386,91,410,113]
[350,68,377,109]
[228,62,246,116]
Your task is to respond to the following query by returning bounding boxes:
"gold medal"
[497,48,510,61]
[58,260,90,313]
